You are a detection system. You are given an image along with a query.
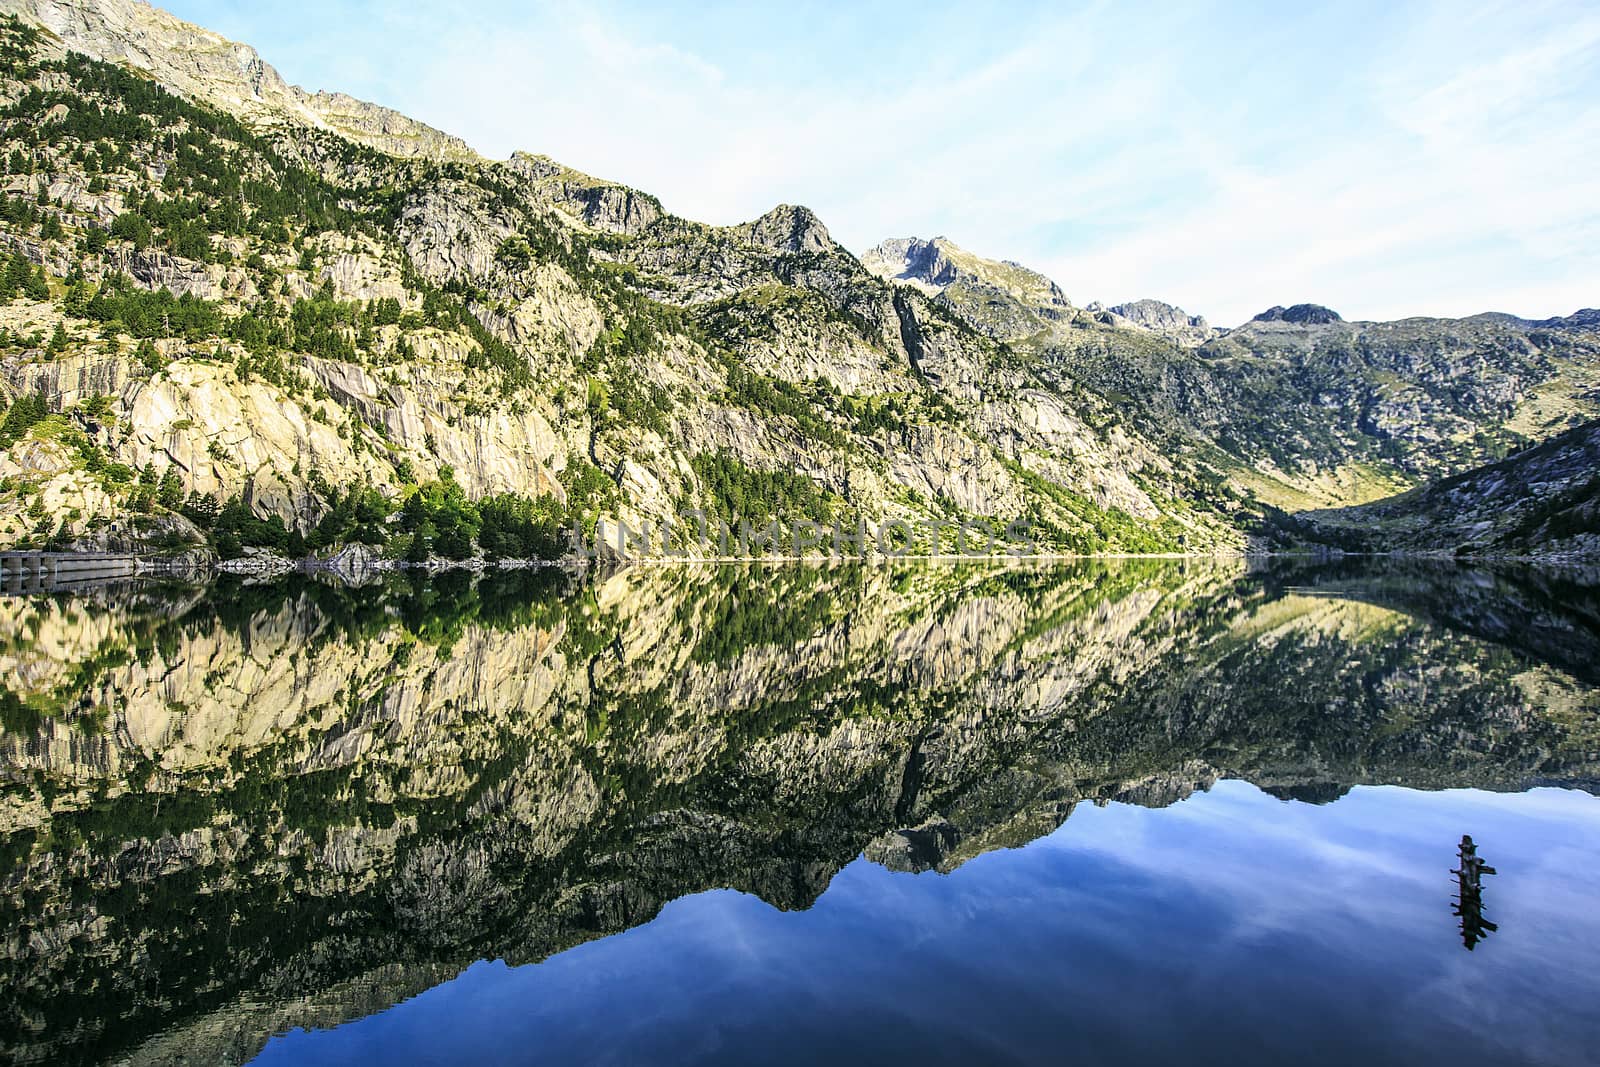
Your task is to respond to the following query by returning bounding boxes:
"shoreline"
[5,545,1599,576]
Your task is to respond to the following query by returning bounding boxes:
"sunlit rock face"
[1105,299,1217,346]
[0,559,1597,1064]
[0,8,1237,556]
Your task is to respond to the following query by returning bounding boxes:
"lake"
[1,558,1597,1065]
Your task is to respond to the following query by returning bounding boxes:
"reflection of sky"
[250,782,1600,1067]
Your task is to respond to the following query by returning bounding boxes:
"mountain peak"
[860,236,1073,342]
[860,236,956,293]
[1536,308,1600,331]
[1251,303,1343,325]
[862,236,1071,306]
[1,0,478,161]
[1105,299,1215,344]
[503,152,663,234]
[738,204,836,254]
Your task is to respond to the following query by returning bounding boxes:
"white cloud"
[1039,2,1600,323]
[171,0,1600,326]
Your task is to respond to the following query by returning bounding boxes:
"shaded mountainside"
[1286,419,1600,558]
[0,1,1584,558]
[1,559,1598,1064]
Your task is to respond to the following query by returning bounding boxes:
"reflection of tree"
[1452,834,1498,951]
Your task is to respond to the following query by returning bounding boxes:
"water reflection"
[0,558,1596,1065]
[251,783,1600,1067]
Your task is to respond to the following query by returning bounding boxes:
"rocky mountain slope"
[1101,298,1216,346]
[4,0,476,160]
[1,559,1596,1064]
[0,4,1247,559]
[866,241,1600,512]
[0,0,1590,558]
[1286,418,1600,557]
[860,235,1075,340]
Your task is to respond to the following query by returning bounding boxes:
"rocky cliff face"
[861,235,1074,341]
[1104,298,1216,345]
[1251,303,1342,324]
[0,559,1596,1064]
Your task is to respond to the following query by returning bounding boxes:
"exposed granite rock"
[303,541,388,584]
[1106,298,1216,346]
[862,235,1072,341]
[214,545,292,574]
[864,817,963,873]
[862,237,963,292]
[735,204,837,254]
[502,152,664,235]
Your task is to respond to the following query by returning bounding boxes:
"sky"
[160,0,1600,326]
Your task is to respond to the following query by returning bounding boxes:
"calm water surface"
[1,558,1596,1065]
[254,783,1600,1067]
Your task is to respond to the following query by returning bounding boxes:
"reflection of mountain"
[1263,557,1600,685]
[1,561,1597,1065]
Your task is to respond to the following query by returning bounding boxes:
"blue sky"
[162,0,1599,326]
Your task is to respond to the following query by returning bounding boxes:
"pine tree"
[2,252,31,298]
[24,264,49,301]
[62,279,93,316]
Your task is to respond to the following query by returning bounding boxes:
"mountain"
[4,0,475,160]
[1037,304,1600,510]
[0,1,1593,559]
[1286,418,1600,557]
[865,237,1600,512]
[1103,298,1216,345]
[0,5,1235,558]
[1250,303,1342,324]
[859,235,1074,341]
[1538,308,1600,331]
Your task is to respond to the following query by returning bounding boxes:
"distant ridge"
[1251,304,1342,325]
[0,0,478,159]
